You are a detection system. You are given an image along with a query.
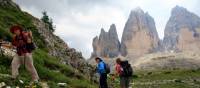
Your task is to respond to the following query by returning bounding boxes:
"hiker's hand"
[29,31,33,37]
[111,76,115,81]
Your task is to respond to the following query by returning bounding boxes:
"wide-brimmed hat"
[10,25,23,34]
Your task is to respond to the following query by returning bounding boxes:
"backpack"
[120,60,133,77]
[25,31,36,51]
[104,63,110,74]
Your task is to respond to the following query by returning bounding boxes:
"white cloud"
[14,0,200,58]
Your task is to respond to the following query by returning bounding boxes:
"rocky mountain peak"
[163,5,200,52]
[120,8,159,57]
[108,24,118,39]
[100,28,106,34]
[91,24,120,58]
[108,24,117,33]
[171,5,187,16]
[131,7,144,14]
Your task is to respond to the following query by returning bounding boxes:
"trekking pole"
[24,55,26,70]
[0,43,4,57]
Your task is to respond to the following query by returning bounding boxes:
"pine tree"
[41,11,55,32]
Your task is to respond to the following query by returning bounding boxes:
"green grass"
[0,49,97,88]
[108,69,200,88]
[129,69,200,88]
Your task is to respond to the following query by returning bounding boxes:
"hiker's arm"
[29,31,33,38]
[11,35,17,47]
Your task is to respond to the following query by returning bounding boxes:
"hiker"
[9,25,39,83]
[95,57,108,88]
[115,58,133,88]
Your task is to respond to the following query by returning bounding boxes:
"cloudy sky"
[14,0,200,58]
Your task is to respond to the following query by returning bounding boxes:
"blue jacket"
[97,60,106,75]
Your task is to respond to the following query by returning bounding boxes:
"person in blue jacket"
[95,57,108,88]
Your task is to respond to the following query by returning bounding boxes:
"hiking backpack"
[120,60,133,77]
[104,63,110,74]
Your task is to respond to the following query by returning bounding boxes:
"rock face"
[120,8,159,57]
[0,0,20,9]
[92,24,120,58]
[32,15,95,80]
[163,6,200,52]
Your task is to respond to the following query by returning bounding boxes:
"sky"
[13,0,200,58]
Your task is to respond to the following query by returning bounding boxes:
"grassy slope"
[0,50,97,88]
[130,69,200,88]
[109,69,200,88]
[0,3,97,88]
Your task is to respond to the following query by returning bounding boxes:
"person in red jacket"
[10,25,39,83]
[115,58,130,88]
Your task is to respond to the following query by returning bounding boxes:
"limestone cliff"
[121,8,159,58]
[92,24,120,58]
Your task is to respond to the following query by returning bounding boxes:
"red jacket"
[12,32,31,56]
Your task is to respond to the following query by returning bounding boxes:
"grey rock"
[91,24,120,58]
[0,0,20,10]
[163,6,200,52]
[30,8,95,83]
[121,7,159,57]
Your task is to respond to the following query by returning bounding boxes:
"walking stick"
[0,43,3,56]
[24,55,26,70]
[0,42,5,57]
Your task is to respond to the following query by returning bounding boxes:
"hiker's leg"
[25,53,39,81]
[120,77,126,88]
[99,75,103,88]
[104,74,108,88]
[11,54,21,79]
[100,74,108,88]
[100,74,107,88]
[127,77,131,87]
[124,77,129,88]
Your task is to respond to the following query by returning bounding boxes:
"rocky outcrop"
[120,8,159,58]
[133,52,200,71]
[163,6,200,52]
[91,24,120,58]
[32,15,96,80]
[0,0,20,9]
[32,18,69,61]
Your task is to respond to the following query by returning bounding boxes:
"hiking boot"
[30,80,41,88]
[10,76,18,82]
[30,80,38,85]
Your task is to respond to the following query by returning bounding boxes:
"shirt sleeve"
[12,36,17,46]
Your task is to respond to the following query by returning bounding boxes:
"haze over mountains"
[91,6,200,59]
